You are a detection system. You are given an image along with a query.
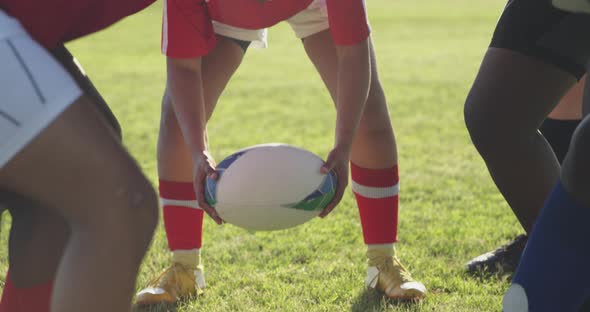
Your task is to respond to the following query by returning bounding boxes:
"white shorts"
[212,0,329,49]
[0,10,82,168]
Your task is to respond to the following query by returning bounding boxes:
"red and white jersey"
[163,0,370,58]
[0,0,156,49]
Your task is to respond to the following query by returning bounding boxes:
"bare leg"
[135,36,247,306]
[158,36,247,181]
[0,45,128,290]
[464,48,576,232]
[303,31,425,300]
[0,97,158,312]
[3,195,68,288]
[302,31,396,168]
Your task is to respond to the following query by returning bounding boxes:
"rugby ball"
[205,143,337,231]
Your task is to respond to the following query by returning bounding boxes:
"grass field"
[0,1,524,311]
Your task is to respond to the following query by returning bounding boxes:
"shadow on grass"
[350,288,422,312]
[464,267,514,283]
[133,303,178,312]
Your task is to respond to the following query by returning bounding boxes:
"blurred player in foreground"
[463,0,589,276]
[461,0,590,308]
[502,0,590,310]
[0,1,157,311]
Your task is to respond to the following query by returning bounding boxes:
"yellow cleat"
[365,248,426,301]
[135,262,205,306]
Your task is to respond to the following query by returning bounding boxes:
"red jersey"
[0,0,156,49]
[163,0,370,58]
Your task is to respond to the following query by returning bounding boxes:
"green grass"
[0,0,523,311]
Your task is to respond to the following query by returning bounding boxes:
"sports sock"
[0,271,52,312]
[351,163,399,245]
[160,180,204,268]
[366,244,395,263]
[172,249,202,268]
[539,118,581,163]
[504,182,590,311]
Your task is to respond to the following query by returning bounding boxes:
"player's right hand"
[193,151,224,225]
[319,144,350,218]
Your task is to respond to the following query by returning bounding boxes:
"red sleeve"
[326,0,370,46]
[0,0,155,49]
[162,0,216,58]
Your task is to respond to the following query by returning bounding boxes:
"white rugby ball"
[205,143,337,231]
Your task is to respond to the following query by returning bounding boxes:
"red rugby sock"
[160,180,204,251]
[351,163,399,245]
[0,271,52,312]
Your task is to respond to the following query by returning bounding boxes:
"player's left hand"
[319,144,351,218]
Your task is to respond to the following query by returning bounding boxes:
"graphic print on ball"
[285,171,337,211]
[205,150,247,206]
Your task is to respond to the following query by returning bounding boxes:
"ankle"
[172,249,202,269]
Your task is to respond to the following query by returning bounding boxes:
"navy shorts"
[490,0,590,80]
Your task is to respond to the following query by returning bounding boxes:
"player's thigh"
[466,0,588,133]
[160,34,246,134]
[200,35,248,119]
[0,13,157,228]
[0,97,157,228]
[466,48,575,131]
[303,31,390,127]
[302,29,338,102]
[0,96,157,229]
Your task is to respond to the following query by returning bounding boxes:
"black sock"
[539,118,581,164]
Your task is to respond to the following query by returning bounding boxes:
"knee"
[464,92,505,156]
[86,175,158,253]
[464,93,486,145]
[122,177,159,249]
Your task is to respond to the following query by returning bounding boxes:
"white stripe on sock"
[160,198,201,210]
[172,248,201,256]
[367,243,395,250]
[351,181,399,199]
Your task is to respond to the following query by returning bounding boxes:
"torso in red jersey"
[0,0,156,49]
[163,0,370,58]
